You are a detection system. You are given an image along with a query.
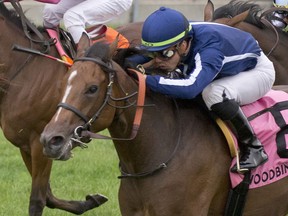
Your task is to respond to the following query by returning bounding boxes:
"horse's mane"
[0,2,44,31]
[0,2,23,28]
[85,42,145,68]
[114,47,144,66]
[213,0,265,28]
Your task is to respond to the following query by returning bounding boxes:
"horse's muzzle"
[40,134,73,161]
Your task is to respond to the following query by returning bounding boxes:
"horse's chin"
[57,140,74,161]
[56,152,73,161]
[43,140,73,161]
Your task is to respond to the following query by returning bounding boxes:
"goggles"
[150,45,179,60]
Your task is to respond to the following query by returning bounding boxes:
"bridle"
[58,56,184,179]
[57,56,146,145]
[256,7,288,56]
[58,56,115,129]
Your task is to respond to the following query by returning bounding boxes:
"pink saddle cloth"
[230,89,288,189]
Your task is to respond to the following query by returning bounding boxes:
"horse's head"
[40,34,126,160]
[41,35,114,160]
[204,0,263,27]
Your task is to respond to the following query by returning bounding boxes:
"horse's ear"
[204,0,214,22]
[108,34,119,59]
[227,9,249,26]
[76,32,92,58]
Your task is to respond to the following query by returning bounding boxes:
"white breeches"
[43,0,133,43]
[202,52,275,109]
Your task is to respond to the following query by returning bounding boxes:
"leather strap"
[81,68,146,140]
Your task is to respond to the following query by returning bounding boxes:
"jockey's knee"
[202,83,235,110]
[43,5,59,28]
[63,10,85,29]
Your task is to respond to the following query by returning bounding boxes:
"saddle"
[46,26,130,66]
[46,28,76,65]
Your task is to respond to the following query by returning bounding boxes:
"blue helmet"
[141,7,192,51]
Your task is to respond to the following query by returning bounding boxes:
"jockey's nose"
[154,56,164,63]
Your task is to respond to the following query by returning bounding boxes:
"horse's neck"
[107,67,229,175]
[242,23,288,85]
[1,20,59,77]
[1,23,34,72]
[0,20,64,115]
[108,69,140,137]
[110,93,217,174]
[1,22,25,56]
[0,22,25,98]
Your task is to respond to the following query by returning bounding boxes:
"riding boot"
[211,99,268,173]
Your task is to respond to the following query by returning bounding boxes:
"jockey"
[42,0,133,44]
[271,0,288,32]
[136,7,276,173]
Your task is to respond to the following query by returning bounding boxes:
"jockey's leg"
[211,99,268,172]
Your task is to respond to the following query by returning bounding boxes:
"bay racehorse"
[0,1,141,215]
[4,0,288,215]
[40,32,288,215]
[204,0,288,85]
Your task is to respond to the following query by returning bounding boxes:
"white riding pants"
[43,0,133,43]
[202,52,275,109]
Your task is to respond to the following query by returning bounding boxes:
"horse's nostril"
[49,136,64,146]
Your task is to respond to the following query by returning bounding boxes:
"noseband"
[57,56,184,179]
[57,56,115,132]
[57,56,146,144]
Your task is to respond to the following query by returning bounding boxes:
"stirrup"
[232,150,249,174]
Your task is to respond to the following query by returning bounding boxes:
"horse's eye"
[86,85,98,94]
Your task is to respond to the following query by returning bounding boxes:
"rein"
[80,68,146,141]
[58,56,115,128]
[259,7,288,56]
[58,56,146,141]
[58,57,183,179]
[9,0,55,53]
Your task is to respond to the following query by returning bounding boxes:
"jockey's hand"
[167,68,185,79]
[142,59,155,69]
[124,59,138,71]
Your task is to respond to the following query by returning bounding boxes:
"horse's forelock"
[85,42,111,62]
[213,0,263,28]
[113,47,144,66]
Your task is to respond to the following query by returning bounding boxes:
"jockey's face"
[152,40,190,72]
